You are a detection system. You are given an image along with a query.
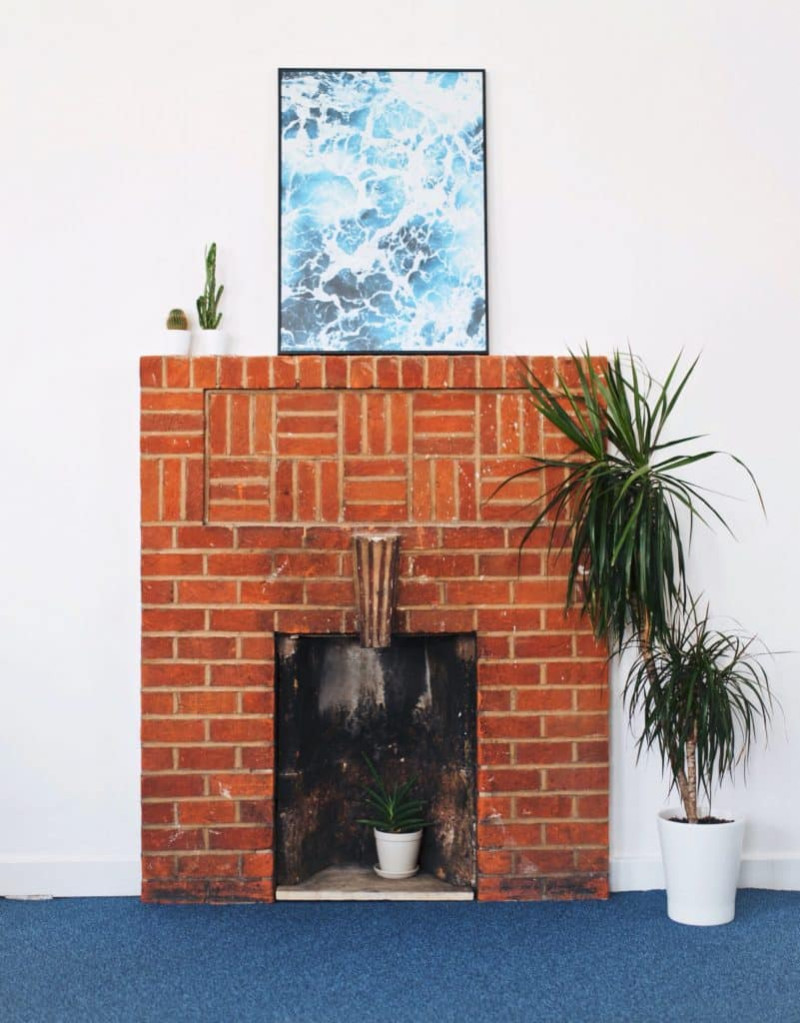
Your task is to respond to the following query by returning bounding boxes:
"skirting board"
[0,858,140,898]
[611,855,800,892]
[2,857,799,898]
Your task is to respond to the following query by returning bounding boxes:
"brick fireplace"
[140,354,609,902]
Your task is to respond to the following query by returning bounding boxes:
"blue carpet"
[1,890,799,1022]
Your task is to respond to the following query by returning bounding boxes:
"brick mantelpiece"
[140,354,609,902]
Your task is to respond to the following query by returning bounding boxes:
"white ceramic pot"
[159,331,191,356]
[657,808,745,926]
[374,829,423,878]
[192,329,229,356]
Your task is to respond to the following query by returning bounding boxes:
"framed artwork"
[279,69,488,354]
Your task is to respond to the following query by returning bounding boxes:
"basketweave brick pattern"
[140,354,609,903]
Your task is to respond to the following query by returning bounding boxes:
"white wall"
[2,0,798,895]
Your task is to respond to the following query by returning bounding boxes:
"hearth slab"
[275,865,474,902]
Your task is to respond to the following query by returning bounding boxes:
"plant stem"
[640,609,694,819]
[685,729,698,822]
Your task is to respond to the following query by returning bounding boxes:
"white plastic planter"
[657,808,745,926]
[192,329,229,356]
[373,829,423,879]
[159,331,191,356]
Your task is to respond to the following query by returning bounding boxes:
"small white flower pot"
[159,331,191,356]
[192,329,229,356]
[657,808,745,926]
[373,829,423,879]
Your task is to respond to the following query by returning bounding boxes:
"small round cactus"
[166,308,189,330]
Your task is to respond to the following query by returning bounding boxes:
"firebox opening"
[275,633,477,899]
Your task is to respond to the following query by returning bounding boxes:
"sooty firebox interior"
[276,634,477,892]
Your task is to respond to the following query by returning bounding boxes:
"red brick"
[142,748,174,771]
[141,526,173,550]
[516,849,576,874]
[239,800,274,823]
[142,609,205,632]
[441,526,505,548]
[142,636,174,659]
[545,766,609,792]
[177,691,237,715]
[206,553,271,575]
[350,356,375,388]
[298,356,323,387]
[477,850,513,874]
[542,713,607,739]
[545,822,608,846]
[425,356,450,387]
[515,634,573,658]
[142,554,204,577]
[209,609,273,632]
[179,802,238,825]
[142,580,173,604]
[142,828,204,852]
[208,879,274,902]
[240,580,304,604]
[477,741,512,765]
[516,689,573,712]
[515,741,575,765]
[478,822,542,848]
[516,795,574,819]
[178,853,240,876]
[211,664,272,687]
[141,719,205,743]
[245,358,270,388]
[446,580,509,605]
[142,802,175,825]
[324,356,347,387]
[479,715,541,740]
[178,580,238,604]
[453,356,478,387]
[177,636,236,659]
[275,609,344,633]
[142,391,204,412]
[209,774,274,798]
[242,852,274,876]
[141,773,205,797]
[209,718,273,743]
[401,357,424,388]
[274,552,340,577]
[479,767,540,792]
[209,827,272,850]
[142,855,176,879]
[178,747,237,770]
[142,663,205,687]
[140,357,163,387]
[273,356,299,388]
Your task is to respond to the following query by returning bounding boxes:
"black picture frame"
[278,68,489,356]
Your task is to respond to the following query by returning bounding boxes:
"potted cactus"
[192,242,227,355]
[163,308,191,355]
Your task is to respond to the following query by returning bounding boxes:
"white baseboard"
[611,855,800,892]
[0,857,140,898]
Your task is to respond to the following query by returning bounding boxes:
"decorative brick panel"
[140,355,609,903]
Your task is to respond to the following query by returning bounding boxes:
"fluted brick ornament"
[352,533,401,648]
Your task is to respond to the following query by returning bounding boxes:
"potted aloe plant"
[357,755,429,879]
[501,349,772,925]
[193,242,227,355]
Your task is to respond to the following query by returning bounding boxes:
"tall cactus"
[196,242,224,329]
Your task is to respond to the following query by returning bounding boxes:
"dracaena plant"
[500,348,771,822]
[624,596,771,822]
[357,755,428,834]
